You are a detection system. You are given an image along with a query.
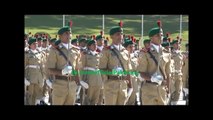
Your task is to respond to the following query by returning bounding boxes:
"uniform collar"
[30,49,38,54]
[150,43,160,53]
[90,50,97,56]
[61,42,69,50]
[97,45,103,51]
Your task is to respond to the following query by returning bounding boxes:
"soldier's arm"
[47,48,63,76]
[99,50,109,70]
[137,52,151,80]
[165,58,171,90]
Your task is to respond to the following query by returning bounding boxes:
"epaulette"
[71,45,80,50]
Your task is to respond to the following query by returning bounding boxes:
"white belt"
[83,67,99,71]
[25,65,40,69]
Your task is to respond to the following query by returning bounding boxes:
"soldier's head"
[58,26,72,44]
[42,38,47,48]
[37,37,42,47]
[143,39,151,49]
[161,42,170,50]
[149,27,161,45]
[109,26,123,45]
[87,39,97,51]
[71,38,78,46]
[171,40,179,50]
[78,38,87,47]
[96,35,104,46]
[185,43,188,51]
[28,37,37,50]
[50,38,57,45]
[124,39,134,53]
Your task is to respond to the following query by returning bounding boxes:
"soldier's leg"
[64,81,77,105]
[97,88,104,105]
[173,75,183,101]
[126,79,138,105]
[156,85,167,105]
[141,83,159,105]
[117,80,128,105]
[87,86,101,105]
[104,80,119,105]
[52,80,68,105]
[34,84,44,105]
[28,84,35,105]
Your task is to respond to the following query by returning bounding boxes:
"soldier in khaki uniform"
[80,39,102,105]
[123,39,139,105]
[182,43,188,88]
[137,27,171,105]
[170,40,184,101]
[99,26,132,105]
[47,26,81,105]
[25,37,45,105]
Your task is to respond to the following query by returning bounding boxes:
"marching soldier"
[99,26,132,105]
[37,37,42,51]
[123,39,139,105]
[25,37,45,105]
[95,34,105,105]
[47,26,81,105]
[137,27,171,105]
[81,39,102,105]
[78,37,87,53]
[170,40,184,101]
[182,43,188,88]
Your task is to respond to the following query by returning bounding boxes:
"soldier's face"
[144,43,150,49]
[173,43,179,50]
[151,33,161,45]
[30,42,37,50]
[126,44,134,53]
[97,39,104,46]
[42,41,47,47]
[89,43,97,51]
[37,41,42,47]
[60,31,71,43]
[111,32,123,44]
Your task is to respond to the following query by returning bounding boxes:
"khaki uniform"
[137,45,171,105]
[182,51,188,88]
[47,43,81,105]
[25,49,45,105]
[99,45,132,105]
[81,50,102,105]
[126,52,139,105]
[171,50,184,101]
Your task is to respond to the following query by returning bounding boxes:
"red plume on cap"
[100,31,103,36]
[157,20,162,27]
[128,35,130,39]
[168,38,171,42]
[106,37,109,41]
[29,32,31,35]
[76,35,79,39]
[133,38,136,43]
[93,35,96,40]
[166,32,170,37]
[119,20,123,27]
[69,20,72,28]
[131,36,134,41]
[55,35,57,38]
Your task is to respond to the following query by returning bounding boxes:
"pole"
[102,15,105,35]
[141,15,144,49]
[180,15,182,38]
[63,15,65,27]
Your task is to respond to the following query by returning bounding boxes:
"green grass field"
[25,15,188,50]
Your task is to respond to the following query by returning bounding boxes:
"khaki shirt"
[171,50,184,74]
[25,49,45,84]
[99,45,132,73]
[137,45,171,79]
[47,43,81,74]
[81,50,102,86]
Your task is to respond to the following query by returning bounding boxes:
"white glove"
[80,81,89,89]
[25,78,30,86]
[46,79,52,89]
[151,73,163,85]
[62,66,72,76]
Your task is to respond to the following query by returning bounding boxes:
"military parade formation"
[24,20,189,105]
